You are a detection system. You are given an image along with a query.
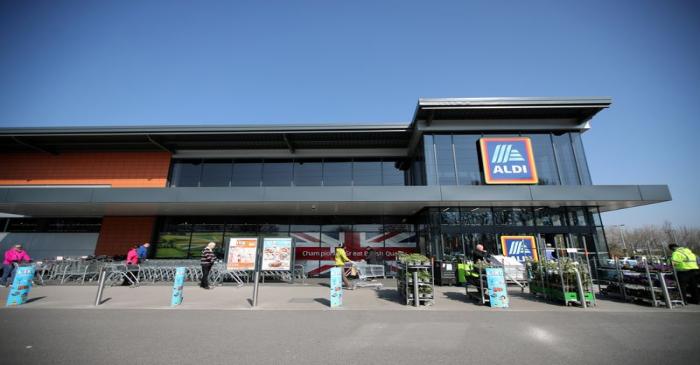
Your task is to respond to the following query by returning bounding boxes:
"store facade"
[0,97,671,276]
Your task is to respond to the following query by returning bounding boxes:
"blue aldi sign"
[479,137,538,184]
[500,236,539,262]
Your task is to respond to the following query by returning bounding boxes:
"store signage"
[485,267,508,308]
[329,267,343,308]
[6,265,35,306]
[227,237,259,271]
[261,238,292,271]
[501,236,538,262]
[171,267,186,306]
[479,137,538,184]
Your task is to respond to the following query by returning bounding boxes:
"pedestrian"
[122,245,140,286]
[200,242,217,289]
[1,244,31,287]
[471,244,490,263]
[335,243,354,290]
[136,242,150,261]
[669,244,699,304]
[365,247,381,265]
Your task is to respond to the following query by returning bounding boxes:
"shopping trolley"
[348,262,384,290]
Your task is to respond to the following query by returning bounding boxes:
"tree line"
[604,222,700,257]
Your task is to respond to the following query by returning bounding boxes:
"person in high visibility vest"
[335,244,355,290]
[669,244,699,304]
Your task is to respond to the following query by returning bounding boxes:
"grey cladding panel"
[440,186,532,201]
[92,188,175,203]
[352,186,442,202]
[264,187,353,202]
[638,185,672,202]
[5,188,93,203]
[529,185,642,202]
[174,187,265,202]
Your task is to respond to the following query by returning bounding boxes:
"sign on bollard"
[171,267,186,306]
[6,265,36,306]
[485,267,509,308]
[329,267,343,308]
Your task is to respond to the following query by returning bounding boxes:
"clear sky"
[0,1,698,227]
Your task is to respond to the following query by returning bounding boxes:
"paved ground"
[1,282,699,364]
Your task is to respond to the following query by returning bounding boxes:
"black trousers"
[677,270,699,304]
[200,264,212,288]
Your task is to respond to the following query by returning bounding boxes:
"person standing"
[471,244,490,263]
[122,245,140,286]
[200,242,217,289]
[669,244,699,304]
[365,247,381,265]
[335,243,354,290]
[1,244,31,287]
[136,242,150,261]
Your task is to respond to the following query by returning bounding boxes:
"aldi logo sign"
[479,137,538,184]
[500,236,538,262]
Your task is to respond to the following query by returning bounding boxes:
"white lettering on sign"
[493,165,528,174]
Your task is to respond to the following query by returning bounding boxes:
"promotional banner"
[329,267,343,308]
[226,237,258,271]
[486,267,509,308]
[171,267,186,306]
[6,265,35,306]
[261,237,292,271]
[500,236,538,262]
[479,137,538,184]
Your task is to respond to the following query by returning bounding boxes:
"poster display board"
[329,267,343,308]
[485,267,509,308]
[500,235,538,262]
[171,267,186,306]
[261,237,292,271]
[227,237,259,271]
[6,265,35,306]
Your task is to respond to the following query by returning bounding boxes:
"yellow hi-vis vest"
[335,248,350,267]
[672,247,699,271]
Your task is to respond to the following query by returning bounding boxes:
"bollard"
[412,271,419,308]
[574,268,587,309]
[252,271,260,307]
[94,266,107,306]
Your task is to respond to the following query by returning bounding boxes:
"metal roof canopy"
[0,97,611,154]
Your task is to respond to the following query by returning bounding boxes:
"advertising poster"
[171,267,186,306]
[227,237,259,271]
[486,267,509,308]
[329,267,343,308]
[479,137,538,184]
[501,236,538,262]
[6,265,35,306]
[261,237,292,271]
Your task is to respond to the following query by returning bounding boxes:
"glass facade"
[170,158,409,187]
[422,132,591,186]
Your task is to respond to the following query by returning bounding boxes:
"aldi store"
[0,97,671,276]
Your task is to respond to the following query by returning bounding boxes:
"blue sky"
[0,1,698,227]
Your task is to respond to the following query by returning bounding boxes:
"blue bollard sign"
[6,265,36,306]
[486,267,509,308]
[171,267,186,306]
[330,267,343,308]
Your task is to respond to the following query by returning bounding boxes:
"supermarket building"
[0,97,671,276]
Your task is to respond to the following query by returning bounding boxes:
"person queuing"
[200,242,217,290]
[335,243,355,290]
[122,245,140,286]
[669,244,699,304]
[136,242,150,261]
[1,244,31,287]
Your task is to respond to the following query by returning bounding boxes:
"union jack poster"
[292,230,417,276]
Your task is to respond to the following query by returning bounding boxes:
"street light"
[608,224,628,256]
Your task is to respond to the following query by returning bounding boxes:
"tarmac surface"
[1,281,699,365]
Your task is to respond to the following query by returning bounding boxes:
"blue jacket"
[137,245,148,259]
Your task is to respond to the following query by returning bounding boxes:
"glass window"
[232,160,262,186]
[553,133,580,185]
[464,233,497,257]
[410,150,426,186]
[453,135,482,185]
[200,160,232,187]
[323,159,352,186]
[423,135,438,185]
[353,160,382,186]
[293,160,322,186]
[493,208,534,226]
[434,135,457,185]
[441,231,463,258]
[382,160,405,186]
[171,160,202,187]
[461,207,493,225]
[588,207,603,226]
[439,207,460,225]
[571,133,593,184]
[526,134,560,185]
[189,226,224,258]
[567,207,588,226]
[155,219,193,258]
[262,160,292,186]
[534,207,566,226]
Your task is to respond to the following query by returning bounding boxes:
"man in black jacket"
[200,242,217,289]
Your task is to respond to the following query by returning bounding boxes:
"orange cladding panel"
[95,216,157,256]
[0,151,171,187]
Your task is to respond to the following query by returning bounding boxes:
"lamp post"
[608,224,628,257]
